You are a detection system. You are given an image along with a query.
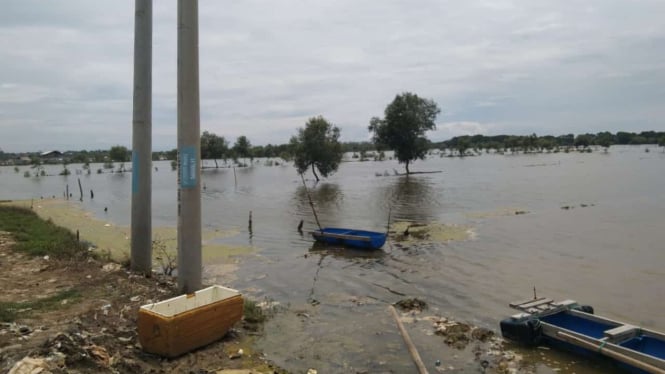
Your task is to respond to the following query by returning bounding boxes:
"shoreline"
[0,204,288,373]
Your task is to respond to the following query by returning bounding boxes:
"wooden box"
[137,285,243,357]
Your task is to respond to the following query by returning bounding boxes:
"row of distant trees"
[437,131,665,156]
[2,91,664,180]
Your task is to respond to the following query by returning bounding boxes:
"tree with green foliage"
[659,136,665,152]
[369,92,440,174]
[290,116,343,182]
[596,132,613,152]
[455,136,471,157]
[233,135,252,164]
[109,145,129,162]
[200,131,229,168]
[165,148,178,161]
[30,158,45,177]
[574,134,592,150]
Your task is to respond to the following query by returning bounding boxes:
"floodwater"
[1,145,664,373]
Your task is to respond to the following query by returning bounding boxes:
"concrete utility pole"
[177,0,202,293]
[131,0,153,274]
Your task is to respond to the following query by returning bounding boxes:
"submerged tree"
[596,132,613,152]
[369,92,440,174]
[290,116,343,182]
[233,135,252,165]
[200,131,229,168]
[109,145,129,162]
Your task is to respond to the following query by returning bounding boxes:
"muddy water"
[1,146,664,373]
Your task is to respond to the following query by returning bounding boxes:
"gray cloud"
[1,0,664,152]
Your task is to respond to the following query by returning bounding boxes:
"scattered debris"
[471,327,495,342]
[395,298,428,312]
[0,233,287,374]
[229,348,244,359]
[7,357,49,374]
[435,320,471,349]
[101,263,121,272]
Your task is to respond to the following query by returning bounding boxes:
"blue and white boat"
[500,297,665,373]
[311,227,387,249]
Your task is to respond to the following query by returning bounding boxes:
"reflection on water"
[1,147,664,373]
[304,242,387,305]
[292,182,344,225]
[308,241,386,260]
[374,175,440,223]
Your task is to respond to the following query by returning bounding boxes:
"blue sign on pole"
[180,145,198,189]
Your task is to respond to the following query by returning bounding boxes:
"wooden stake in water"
[300,173,322,231]
[78,178,83,202]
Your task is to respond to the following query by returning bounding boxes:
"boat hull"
[501,299,665,374]
[311,227,387,249]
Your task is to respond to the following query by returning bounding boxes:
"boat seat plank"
[314,232,372,241]
[605,325,640,341]
[517,298,554,309]
[510,297,548,308]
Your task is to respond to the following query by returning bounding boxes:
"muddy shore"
[1,200,541,374]
[0,229,288,373]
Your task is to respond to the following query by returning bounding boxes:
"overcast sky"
[1,0,664,152]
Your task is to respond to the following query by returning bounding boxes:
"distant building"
[39,150,64,164]
[40,150,63,158]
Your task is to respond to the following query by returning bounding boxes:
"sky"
[1,0,664,153]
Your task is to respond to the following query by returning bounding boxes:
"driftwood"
[389,305,429,374]
[406,171,443,175]
[376,170,443,177]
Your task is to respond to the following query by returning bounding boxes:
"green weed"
[0,289,81,322]
[0,205,88,258]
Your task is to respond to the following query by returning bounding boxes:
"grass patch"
[0,289,81,322]
[243,298,280,332]
[243,299,267,324]
[0,205,88,258]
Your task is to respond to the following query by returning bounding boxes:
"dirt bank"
[0,231,285,374]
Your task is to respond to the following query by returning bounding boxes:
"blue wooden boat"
[500,297,665,373]
[310,228,387,249]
